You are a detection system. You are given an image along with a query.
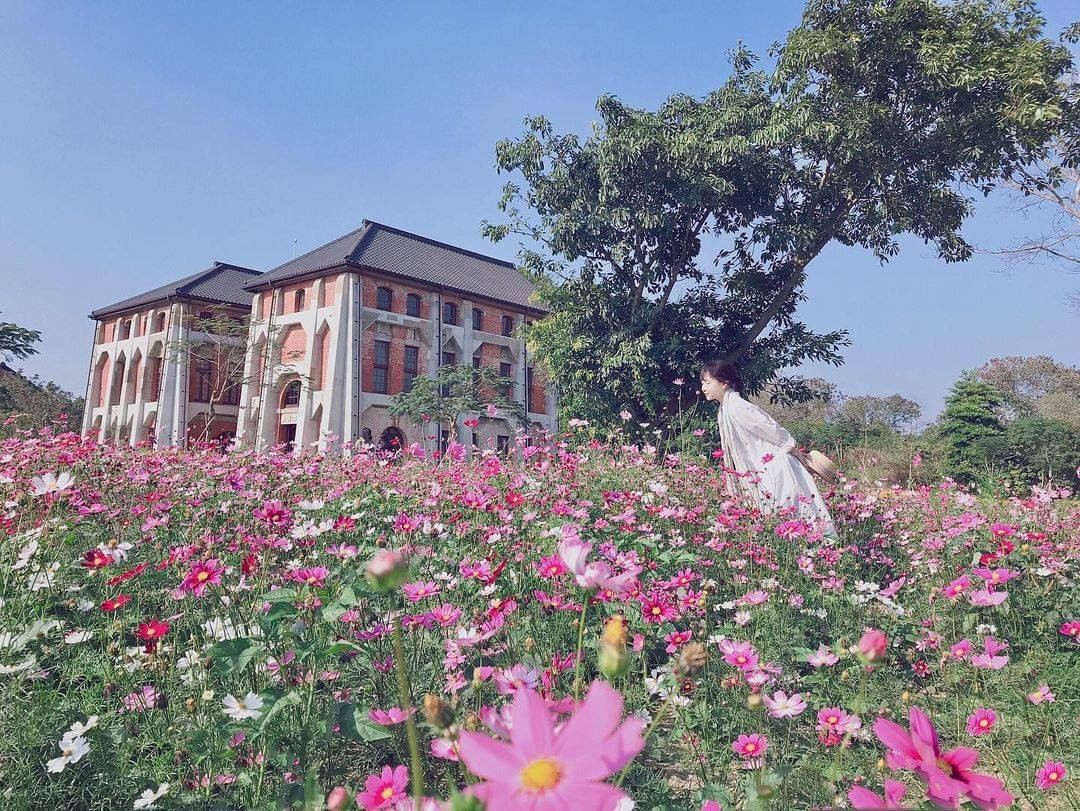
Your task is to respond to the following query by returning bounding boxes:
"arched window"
[502,315,514,337]
[472,307,484,331]
[406,293,422,317]
[376,286,393,311]
[443,302,458,326]
[154,312,166,333]
[294,289,306,312]
[121,320,132,340]
[281,380,301,408]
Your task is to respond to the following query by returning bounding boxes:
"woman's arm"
[732,398,798,453]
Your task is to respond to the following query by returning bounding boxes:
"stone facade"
[83,225,558,453]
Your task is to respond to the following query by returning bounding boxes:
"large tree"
[485,0,1078,431]
[0,314,41,362]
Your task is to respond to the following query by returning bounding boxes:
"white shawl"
[717,390,836,534]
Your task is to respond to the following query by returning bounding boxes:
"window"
[154,312,166,333]
[472,307,484,331]
[497,435,510,454]
[121,320,132,340]
[282,380,301,408]
[472,355,481,369]
[526,366,534,413]
[149,356,163,400]
[500,362,513,398]
[404,346,419,392]
[440,430,450,455]
[443,302,458,325]
[441,351,455,397]
[502,315,514,337]
[377,286,393,311]
[406,293,422,317]
[198,311,213,320]
[294,289,306,312]
[192,360,212,402]
[374,340,390,394]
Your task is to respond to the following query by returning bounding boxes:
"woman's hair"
[700,359,742,391]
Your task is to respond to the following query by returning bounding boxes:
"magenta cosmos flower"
[873,706,1014,809]
[180,559,225,597]
[1035,761,1066,791]
[732,733,768,760]
[457,680,644,810]
[357,764,408,810]
[847,778,906,809]
[965,708,997,736]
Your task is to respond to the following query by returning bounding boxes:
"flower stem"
[572,597,590,702]
[392,615,425,810]
[615,693,673,788]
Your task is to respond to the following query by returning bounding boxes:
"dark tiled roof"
[248,220,544,312]
[90,263,263,319]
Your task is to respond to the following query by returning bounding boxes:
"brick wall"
[279,324,308,363]
[361,276,430,319]
[362,326,421,395]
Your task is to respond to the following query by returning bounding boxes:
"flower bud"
[423,693,455,730]
[598,615,630,680]
[364,549,408,592]
[857,628,887,665]
[326,786,353,811]
[674,642,707,677]
[746,692,763,710]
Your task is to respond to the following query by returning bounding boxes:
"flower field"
[1,429,1077,810]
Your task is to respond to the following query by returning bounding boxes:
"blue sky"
[2,1,1077,423]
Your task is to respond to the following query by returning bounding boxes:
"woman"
[700,360,836,535]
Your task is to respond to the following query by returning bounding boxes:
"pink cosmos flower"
[288,567,329,588]
[493,664,541,696]
[970,637,1009,670]
[807,644,839,667]
[357,764,408,809]
[969,588,1008,607]
[943,575,971,600]
[948,639,972,660]
[972,567,1020,586]
[1035,761,1066,791]
[1027,684,1055,705]
[402,581,441,602]
[457,680,644,811]
[253,499,292,529]
[848,779,907,809]
[1060,620,1080,641]
[732,733,768,760]
[638,592,677,624]
[763,691,807,719]
[720,640,759,671]
[180,559,225,597]
[872,706,1014,809]
[817,707,861,736]
[558,537,641,593]
[965,708,997,736]
[369,708,412,726]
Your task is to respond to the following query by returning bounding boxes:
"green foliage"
[0,366,84,435]
[486,0,1078,433]
[978,415,1080,488]
[939,377,1006,481]
[0,314,41,362]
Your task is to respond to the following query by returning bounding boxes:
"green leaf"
[261,588,299,603]
[206,638,264,676]
[257,689,303,734]
[337,703,392,743]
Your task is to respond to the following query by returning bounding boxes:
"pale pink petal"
[509,687,556,758]
[847,785,887,809]
[458,731,525,781]
[555,681,623,755]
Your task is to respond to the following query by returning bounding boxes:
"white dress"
[717,390,836,535]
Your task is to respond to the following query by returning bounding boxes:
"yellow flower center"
[979,719,989,727]
[197,572,209,581]
[1049,771,1060,781]
[745,743,757,753]
[520,757,562,792]
[651,607,662,616]
[937,758,954,776]
[380,786,395,800]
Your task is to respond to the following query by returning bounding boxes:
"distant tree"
[388,364,528,449]
[939,377,1005,481]
[0,364,83,434]
[977,415,1080,487]
[486,0,1079,431]
[975,355,1080,427]
[838,394,922,435]
[0,314,41,362]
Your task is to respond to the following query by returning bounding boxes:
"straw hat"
[799,449,839,483]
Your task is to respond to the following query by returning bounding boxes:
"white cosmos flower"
[30,471,75,497]
[46,734,90,773]
[222,692,264,721]
[64,630,93,644]
[133,783,170,809]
